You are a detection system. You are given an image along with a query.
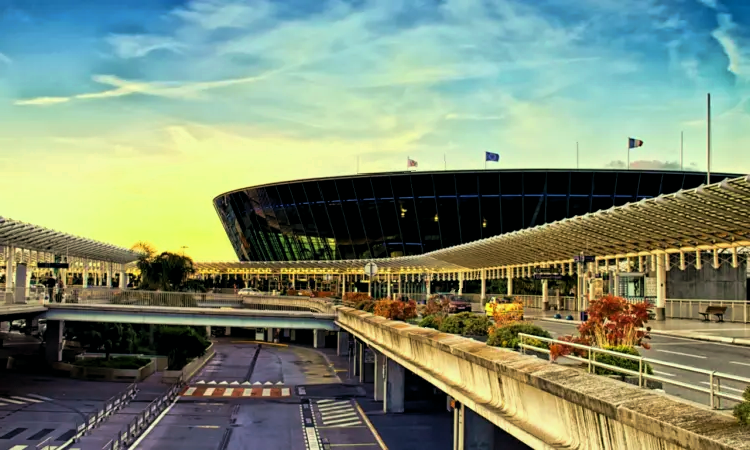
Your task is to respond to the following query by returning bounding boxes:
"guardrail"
[666,298,749,323]
[100,382,183,450]
[518,333,750,409]
[64,383,139,446]
[0,286,48,307]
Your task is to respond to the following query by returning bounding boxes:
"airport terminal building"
[213,169,742,263]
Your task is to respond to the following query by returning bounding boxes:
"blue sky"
[0,0,749,260]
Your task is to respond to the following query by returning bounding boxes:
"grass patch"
[74,356,152,370]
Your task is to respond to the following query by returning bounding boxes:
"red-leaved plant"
[374,299,418,321]
[549,295,651,362]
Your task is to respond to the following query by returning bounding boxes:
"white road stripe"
[305,428,321,450]
[281,388,290,397]
[323,411,359,421]
[0,397,24,404]
[318,405,352,413]
[318,401,350,409]
[184,387,197,396]
[223,388,234,397]
[11,396,42,403]
[242,389,253,397]
[316,399,334,404]
[730,361,750,367]
[327,420,362,428]
[654,349,706,359]
[324,415,362,425]
[0,402,6,406]
[653,370,676,377]
[262,388,271,397]
[700,382,747,394]
[204,388,215,396]
[10,446,28,450]
[27,394,54,401]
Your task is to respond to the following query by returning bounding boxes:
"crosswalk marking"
[281,388,290,397]
[205,388,216,396]
[184,387,197,396]
[223,388,234,397]
[181,387,292,398]
[27,394,54,401]
[0,397,25,404]
[242,389,253,397]
[11,396,42,403]
[6,446,76,450]
[314,399,363,428]
[262,389,271,397]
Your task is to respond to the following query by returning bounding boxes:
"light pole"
[180,246,188,256]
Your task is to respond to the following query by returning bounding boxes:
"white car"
[237,288,263,297]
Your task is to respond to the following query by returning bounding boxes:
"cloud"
[605,160,697,170]
[0,52,11,65]
[171,0,271,30]
[105,34,187,59]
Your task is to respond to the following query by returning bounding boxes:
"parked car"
[237,288,263,297]
[447,296,473,313]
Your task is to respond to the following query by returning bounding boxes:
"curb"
[534,317,750,348]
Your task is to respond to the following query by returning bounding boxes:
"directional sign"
[533,267,563,280]
[364,262,378,277]
[37,262,69,269]
[573,255,595,263]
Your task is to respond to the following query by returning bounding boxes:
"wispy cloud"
[105,34,187,59]
[605,160,698,170]
[0,52,11,65]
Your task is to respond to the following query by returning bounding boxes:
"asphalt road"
[133,340,386,450]
[533,320,750,409]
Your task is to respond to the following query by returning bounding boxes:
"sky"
[0,0,749,262]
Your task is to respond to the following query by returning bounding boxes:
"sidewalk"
[74,372,170,449]
[526,308,750,346]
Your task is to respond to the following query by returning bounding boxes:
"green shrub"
[487,323,551,350]
[364,301,376,313]
[74,356,152,370]
[355,300,376,313]
[154,326,210,370]
[419,314,442,330]
[437,312,490,336]
[593,345,653,376]
[734,387,750,426]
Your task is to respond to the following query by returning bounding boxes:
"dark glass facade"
[214,170,742,262]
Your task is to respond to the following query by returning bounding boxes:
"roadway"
[131,339,387,450]
[533,320,750,409]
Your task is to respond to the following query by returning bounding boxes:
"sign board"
[364,348,375,364]
[37,262,70,269]
[364,262,378,277]
[533,267,563,280]
[573,255,595,263]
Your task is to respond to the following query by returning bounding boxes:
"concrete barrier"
[76,353,169,371]
[162,342,215,384]
[242,297,336,314]
[54,358,157,382]
[336,307,750,450]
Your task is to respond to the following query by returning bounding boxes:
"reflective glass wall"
[214,170,740,262]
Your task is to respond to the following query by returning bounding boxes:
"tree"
[154,326,209,370]
[130,242,195,291]
[64,322,136,360]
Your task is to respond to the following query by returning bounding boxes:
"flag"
[628,138,644,149]
[485,152,500,162]
[407,158,418,168]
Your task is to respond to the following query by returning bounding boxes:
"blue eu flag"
[485,152,500,162]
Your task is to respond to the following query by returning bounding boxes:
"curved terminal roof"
[197,174,750,273]
[0,217,140,264]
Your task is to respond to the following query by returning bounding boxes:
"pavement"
[530,318,750,409]
[130,338,390,450]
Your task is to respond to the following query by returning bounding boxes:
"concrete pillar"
[506,269,513,296]
[374,350,385,401]
[337,331,349,356]
[14,263,28,304]
[290,329,296,342]
[119,271,127,289]
[45,320,64,363]
[387,273,392,298]
[454,403,496,450]
[107,263,113,288]
[542,280,549,310]
[398,275,402,298]
[457,272,463,295]
[352,339,360,377]
[313,329,325,348]
[225,327,231,336]
[5,246,15,292]
[82,260,89,288]
[426,277,431,295]
[383,358,405,413]
[656,253,666,321]
[206,326,211,337]
[480,269,486,306]
[359,343,374,383]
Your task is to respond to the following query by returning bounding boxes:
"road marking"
[0,402,6,406]
[731,361,750,367]
[12,396,42,403]
[204,388,215,396]
[10,446,28,450]
[316,399,335,404]
[355,402,388,450]
[195,425,220,429]
[223,388,234,397]
[184,387,197,396]
[305,428,321,450]
[281,388,290,396]
[653,371,676,377]
[654,349,706,359]
[0,397,24,404]
[262,388,271,397]
[242,389,253,397]
[27,394,54,401]
[329,444,380,447]
[127,394,178,450]
[699,382,747,393]
[324,412,359,423]
[319,405,353,414]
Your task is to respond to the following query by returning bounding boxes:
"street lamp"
[180,246,188,256]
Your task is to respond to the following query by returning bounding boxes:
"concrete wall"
[163,342,215,384]
[53,359,156,382]
[335,307,750,450]
[667,253,747,300]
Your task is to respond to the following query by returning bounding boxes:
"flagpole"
[627,140,630,170]
[680,131,683,171]
[576,142,579,169]
[707,93,711,184]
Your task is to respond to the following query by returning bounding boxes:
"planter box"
[75,353,169,371]
[57,359,156,382]
[162,343,215,384]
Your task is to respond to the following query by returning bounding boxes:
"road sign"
[364,262,378,277]
[533,267,563,280]
[573,255,595,263]
[37,262,70,269]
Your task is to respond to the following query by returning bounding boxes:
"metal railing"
[0,286,49,307]
[101,382,183,450]
[666,298,749,323]
[518,333,750,409]
[514,294,577,311]
[65,383,139,446]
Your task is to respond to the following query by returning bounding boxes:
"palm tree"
[130,242,195,291]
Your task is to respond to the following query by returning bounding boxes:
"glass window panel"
[433,173,457,197]
[436,197,462,246]
[303,181,322,203]
[591,196,613,213]
[500,172,522,195]
[276,186,314,260]
[336,179,370,258]
[414,197,441,251]
[351,179,387,258]
[478,172,500,196]
[523,196,545,227]
[570,172,593,196]
[637,173,662,198]
[613,196,631,207]
[615,173,639,197]
[455,173,478,196]
[373,178,404,256]
[545,196,568,223]
[661,173,685,195]
[501,197,523,232]
[458,197,482,243]
[412,174,435,198]
[523,172,546,195]
[265,187,300,260]
[479,195,501,239]
[546,172,569,195]
[287,184,326,259]
[683,174,706,190]
[391,176,423,253]
[300,183,338,259]
[317,180,356,259]
[569,196,589,218]
[592,172,616,196]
